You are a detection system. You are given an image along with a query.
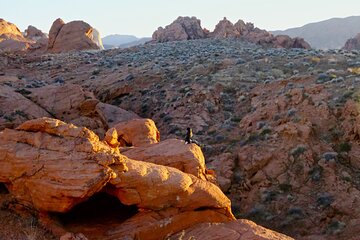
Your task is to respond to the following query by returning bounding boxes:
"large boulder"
[152,16,206,42]
[113,118,160,147]
[24,25,48,50]
[0,117,237,239]
[343,33,360,50]
[47,18,104,53]
[48,18,65,49]
[211,17,240,38]
[122,138,208,179]
[0,118,126,212]
[0,18,32,52]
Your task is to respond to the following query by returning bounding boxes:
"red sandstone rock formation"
[0,18,23,38]
[0,116,293,239]
[26,84,139,137]
[152,16,311,49]
[122,138,208,179]
[343,33,360,50]
[113,118,160,147]
[25,25,47,41]
[0,117,231,238]
[24,25,48,50]
[0,18,32,52]
[0,118,125,212]
[47,18,104,53]
[152,16,207,42]
[48,18,65,49]
[0,19,49,53]
[211,17,240,38]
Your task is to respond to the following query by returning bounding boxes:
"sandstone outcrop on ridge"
[24,25,48,50]
[47,18,104,53]
[0,18,32,52]
[0,18,23,38]
[0,19,49,53]
[0,117,233,239]
[152,16,311,49]
[343,33,360,50]
[152,16,207,42]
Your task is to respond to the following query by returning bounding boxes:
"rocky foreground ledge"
[0,117,291,239]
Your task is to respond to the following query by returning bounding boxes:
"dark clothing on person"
[185,127,193,144]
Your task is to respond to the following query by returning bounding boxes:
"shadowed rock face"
[152,16,311,49]
[25,25,47,41]
[47,18,104,53]
[343,33,360,50]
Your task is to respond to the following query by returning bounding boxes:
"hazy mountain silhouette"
[271,16,360,49]
[102,34,151,49]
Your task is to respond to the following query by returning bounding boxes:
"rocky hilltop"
[0,18,103,54]
[47,18,104,53]
[152,17,310,49]
[2,25,360,239]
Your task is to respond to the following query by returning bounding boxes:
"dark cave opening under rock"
[0,183,9,194]
[54,192,138,236]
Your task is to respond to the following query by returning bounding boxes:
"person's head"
[187,127,191,132]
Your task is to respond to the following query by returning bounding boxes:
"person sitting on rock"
[184,127,200,146]
[185,127,193,144]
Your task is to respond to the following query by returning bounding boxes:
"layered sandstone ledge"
[0,117,291,239]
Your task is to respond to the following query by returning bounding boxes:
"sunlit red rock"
[47,18,104,53]
[122,138,208,179]
[113,118,160,147]
[0,118,126,212]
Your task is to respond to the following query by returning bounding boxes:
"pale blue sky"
[1,0,360,37]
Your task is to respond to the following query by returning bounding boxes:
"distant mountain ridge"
[102,34,151,49]
[271,16,360,49]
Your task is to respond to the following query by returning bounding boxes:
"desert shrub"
[336,142,351,152]
[290,145,306,158]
